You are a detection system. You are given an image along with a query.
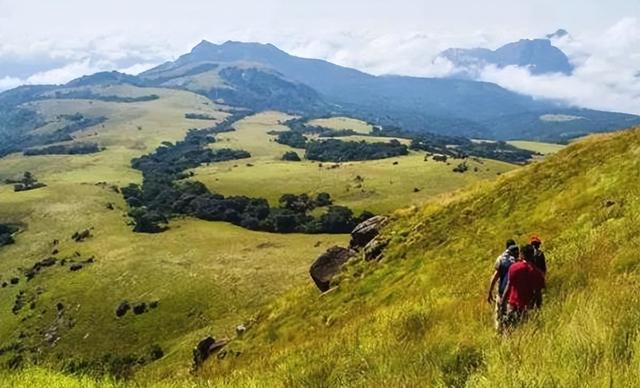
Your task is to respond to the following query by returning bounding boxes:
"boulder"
[364,237,389,261]
[349,216,388,250]
[72,229,92,242]
[235,324,246,336]
[193,336,228,369]
[69,264,83,272]
[309,246,357,292]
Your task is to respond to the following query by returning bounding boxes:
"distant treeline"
[24,142,102,156]
[0,113,107,157]
[122,112,372,233]
[52,90,160,103]
[273,118,409,162]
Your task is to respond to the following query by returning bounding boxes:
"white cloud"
[0,76,22,91]
[478,18,640,115]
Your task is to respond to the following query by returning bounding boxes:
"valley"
[0,30,638,387]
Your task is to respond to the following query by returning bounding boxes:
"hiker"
[500,244,545,330]
[529,235,547,308]
[487,240,519,333]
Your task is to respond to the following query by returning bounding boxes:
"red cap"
[530,235,542,244]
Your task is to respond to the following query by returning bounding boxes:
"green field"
[0,87,524,384]
[199,112,516,214]
[307,116,374,134]
[507,140,566,154]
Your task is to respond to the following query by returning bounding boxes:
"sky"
[1,0,639,113]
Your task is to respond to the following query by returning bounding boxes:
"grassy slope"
[507,140,566,155]
[0,92,345,378]
[197,112,516,214]
[307,117,374,134]
[185,127,640,387]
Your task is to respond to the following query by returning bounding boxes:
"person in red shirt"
[500,244,546,329]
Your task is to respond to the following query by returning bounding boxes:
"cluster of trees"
[274,118,409,162]
[281,151,301,161]
[185,113,218,120]
[305,139,408,162]
[52,91,159,103]
[0,113,107,157]
[0,224,18,247]
[24,142,102,156]
[123,113,372,234]
[371,125,537,164]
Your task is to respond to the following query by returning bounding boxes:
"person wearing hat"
[487,239,519,333]
[529,235,547,308]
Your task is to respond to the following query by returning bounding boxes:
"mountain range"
[1,40,639,146]
[439,38,574,77]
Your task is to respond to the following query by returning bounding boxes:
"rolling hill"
[183,125,640,386]
[0,80,524,384]
[137,40,640,141]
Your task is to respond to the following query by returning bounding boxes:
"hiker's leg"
[495,299,503,332]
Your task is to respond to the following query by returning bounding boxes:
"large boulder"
[309,246,357,292]
[193,336,228,370]
[349,215,388,250]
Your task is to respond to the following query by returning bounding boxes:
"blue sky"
[0,0,639,113]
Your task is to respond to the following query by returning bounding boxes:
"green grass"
[0,99,346,380]
[307,117,373,134]
[200,112,516,214]
[0,97,550,386]
[176,127,640,387]
[507,140,566,155]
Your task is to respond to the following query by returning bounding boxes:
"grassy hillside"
[0,82,521,385]
[197,112,516,214]
[180,126,640,387]
[0,94,347,379]
[506,140,565,155]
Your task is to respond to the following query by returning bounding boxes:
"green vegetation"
[185,126,640,386]
[507,140,566,155]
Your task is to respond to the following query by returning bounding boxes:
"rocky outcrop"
[310,246,357,292]
[364,236,389,261]
[349,215,388,250]
[311,216,389,291]
[193,336,228,370]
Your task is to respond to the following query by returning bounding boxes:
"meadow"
[0,88,524,383]
[198,112,516,214]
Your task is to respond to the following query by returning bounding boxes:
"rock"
[56,303,64,312]
[603,199,616,208]
[149,300,159,309]
[309,246,357,292]
[193,336,228,369]
[25,257,57,280]
[52,249,59,255]
[10,277,19,285]
[349,215,388,250]
[69,264,83,272]
[115,302,130,317]
[72,229,92,242]
[235,324,246,336]
[106,202,115,210]
[1,282,7,288]
[364,237,389,261]
[133,303,147,315]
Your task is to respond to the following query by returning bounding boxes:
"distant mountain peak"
[439,37,574,77]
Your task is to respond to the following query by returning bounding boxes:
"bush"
[282,151,301,161]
